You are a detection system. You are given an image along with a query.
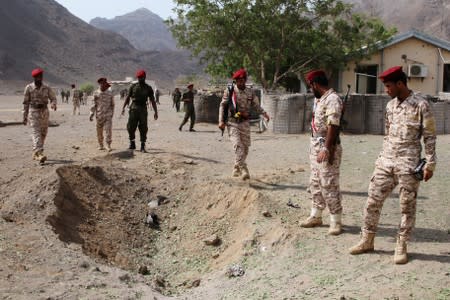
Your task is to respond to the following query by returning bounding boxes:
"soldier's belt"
[30,103,47,109]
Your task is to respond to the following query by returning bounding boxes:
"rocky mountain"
[348,0,450,41]
[0,0,201,91]
[90,8,177,51]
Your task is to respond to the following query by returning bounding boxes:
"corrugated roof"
[382,29,450,51]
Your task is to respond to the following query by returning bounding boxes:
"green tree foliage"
[79,83,95,95]
[167,0,396,90]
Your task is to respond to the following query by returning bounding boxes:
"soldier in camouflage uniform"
[121,69,158,152]
[349,66,437,264]
[299,70,344,235]
[23,68,57,164]
[218,69,270,180]
[72,84,82,115]
[179,84,196,132]
[90,77,115,151]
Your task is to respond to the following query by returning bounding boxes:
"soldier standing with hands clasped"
[90,77,115,151]
[349,66,437,264]
[23,68,57,164]
[299,70,344,236]
[121,69,158,153]
[218,69,270,180]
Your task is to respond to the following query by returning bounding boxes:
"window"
[443,64,450,92]
[355,65,378,94]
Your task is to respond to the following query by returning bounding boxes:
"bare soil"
[0,95,449,300]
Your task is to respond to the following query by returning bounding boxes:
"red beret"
[136,69,146,78]
[305,70,326,83]
[97,77,107,84]
[187,83,194,88]
[379,66,404,82]
[232,69,247,80]
[71,84,75,88]
[31,68,43,77]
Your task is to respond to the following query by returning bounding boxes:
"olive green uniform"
[179,90,195,130]
[127,82,155,143]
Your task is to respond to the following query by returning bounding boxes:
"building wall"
[341,38,450,96]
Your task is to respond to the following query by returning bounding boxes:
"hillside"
[0,0,202,91]
[349,0,450,41]
[90,8,177,51]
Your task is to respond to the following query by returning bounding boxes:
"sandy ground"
[0,94,449,300]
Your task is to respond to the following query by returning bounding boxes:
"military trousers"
[127,107,148,143]
[29,108,49,153]
[96,117,113,146]
[362,164,420,240]
[180,104,195,129]
[73,98,80,115]
[309,138,343,214]
[229,121,251,168]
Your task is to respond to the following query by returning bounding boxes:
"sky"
[54,0,176,22]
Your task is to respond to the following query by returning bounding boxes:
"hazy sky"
[54,0,176,22]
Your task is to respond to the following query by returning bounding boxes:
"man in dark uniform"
[121,69,158,152]
[172,87,181,112]
[178,83,196,132]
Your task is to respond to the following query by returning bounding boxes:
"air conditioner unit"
[408,64,428,77]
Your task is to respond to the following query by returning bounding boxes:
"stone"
[203,234,221,246]
[138,265,150,275]
[154,275,166,287]
[190,279,201,288]
[262,211,272,217]
[226,264,245,277]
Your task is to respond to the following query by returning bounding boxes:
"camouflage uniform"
[23,82,57,154]
[127,82,154,143]
[362,92,436,240]
[219,85,265,171]
[309,89,344,214]
[72,88,82,115]
[90,89,115,148]
[179,90,196,130]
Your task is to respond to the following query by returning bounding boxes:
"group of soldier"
[22,64,436,265]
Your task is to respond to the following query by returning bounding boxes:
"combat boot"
[129,140,136,150]
[232,165,241,177]
[349,232,375,255]
[300,208,323,228]
[98,144,105,150]
[32,151,40,161]
[328,213,342,235]
[106,144,112,152]
[394,235,408,264]
[140,142,146,153]
[241,165,250,180]
[36,151,47,164]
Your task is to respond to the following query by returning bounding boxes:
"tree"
[167,0,396,90]
[80,83,95,95]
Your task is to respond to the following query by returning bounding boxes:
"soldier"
[218,69,270,180]
[349,66,437,264]
[299,70,344,235]
[60,90,65,103]
[83,91,88,105]
[155,89,160,104]
[121,69,158,152]
[23,68,57,164]
[90,77,115,151]
[65,89,70,103]
[72,84,82,115]
[172,87,181,112]
[178,84,196,132]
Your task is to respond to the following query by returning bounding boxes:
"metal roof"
[382,29,450,51]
